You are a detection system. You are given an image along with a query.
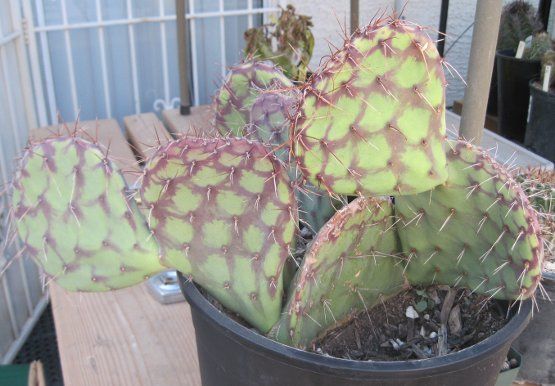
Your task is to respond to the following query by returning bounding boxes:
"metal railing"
[22,0,282,126]
[0,0,47,364]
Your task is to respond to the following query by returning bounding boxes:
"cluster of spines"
[9,133,164,291]
[396,140,543,305]
[139,135,297,332]
[273,197,405,347]
[5,15,547,350]
[291,16,449,197]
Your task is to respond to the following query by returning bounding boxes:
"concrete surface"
[512,281,555,385]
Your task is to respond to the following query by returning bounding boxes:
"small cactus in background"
[7,15,545,351]
[244,4,314,82]
[523,32,553,60]
[497,1,543,52]
[516,168,554,259]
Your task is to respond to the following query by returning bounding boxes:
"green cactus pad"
[272,197,405,348]
[293,19,448,196]
[297,182,339,233]
[213,61,293,136]
[140,137,297,332]
[11,137,164,291]
[249,90,297,164]
[396,141,543,300]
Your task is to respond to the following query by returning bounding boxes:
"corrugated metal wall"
[0,0,48,364]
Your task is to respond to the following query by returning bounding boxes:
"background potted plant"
[524,49,555,162]
[495,0,546,142]
[7,16,544,386]
[243,4,314,83]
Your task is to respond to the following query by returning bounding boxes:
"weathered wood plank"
[30,119,201,386]
[161,106,214,136]
[124,113,173,161]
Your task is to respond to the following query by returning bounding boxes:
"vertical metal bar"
[10,0,38,130]
[1,270,19,338]
[60,0,79,118]
[218,0,227,79]
[1,293,49,365]
[538,0,552,32]
[247,0,254,29]
[0,30,33,315]
[394,0,405,14]
[159,0,171,108]
[459,0,503,142]
[437,0,449,57]
[95,0,112,118]
[189,4,200,106]
[0,7,34,312]
[350,0,359,34]
[21,0,48,127]
[0,21,22,150]
[126,0,141,114]
[35,0,57,123]
[177,0,192,112]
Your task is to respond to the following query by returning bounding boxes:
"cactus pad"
[293,19,448,196]
[213,61,293,136]
[140,137,297,332]
[248,89,297,165]
[11,137,164,291]
[297,183,339,233]
[396,141,543,300]
[273,197,404,348]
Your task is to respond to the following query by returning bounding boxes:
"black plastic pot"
[524,80,555,162]
[179,276,532,386]
[496,50,541,142]
[487,61,498,116]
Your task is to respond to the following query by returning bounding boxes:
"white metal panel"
[24,0,279,123]
[0,0,45,363]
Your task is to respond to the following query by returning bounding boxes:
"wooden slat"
[124,113,174,161]
[30,120,201,386]
[50,284,200,386]
[161,106,214,136]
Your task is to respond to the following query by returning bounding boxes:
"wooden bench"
[31,109,212,386]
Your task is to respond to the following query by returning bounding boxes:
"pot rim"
[529,78,555,96]
[496,49,541,64]
[180,276,532,376]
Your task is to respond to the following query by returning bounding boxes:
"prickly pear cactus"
[523,32,552,61]
[11,137,164,291]
[396,141,543,300]
[244,4,314,81]
[297,182,339,233]
[213,61,293,136]
[140,137,297,332]
[293,18,448,196]
[246,81,338,233]
[273,197,405,348]
[498,1,542,51]
[249,89,296,164]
